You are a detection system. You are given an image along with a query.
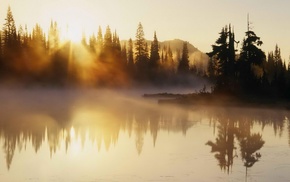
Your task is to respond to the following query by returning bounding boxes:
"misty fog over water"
[0,88,290,182]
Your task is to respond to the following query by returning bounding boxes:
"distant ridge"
[159,39,199,54]
[121,39,199,54]
[120,39,209,69]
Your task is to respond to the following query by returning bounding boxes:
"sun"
[61,24,83,43]
[53,7,88,43]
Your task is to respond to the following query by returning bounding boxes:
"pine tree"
[104,26,112,50]
[271,44,286,96]
[32,23,46,49]
[149,31,160,71]
[121,42,127,65]
[207,25,237,92]
[23,25,29,48]
[266,51,275,84]
[238,27,266,93]
[135,23,148,79]
[89,33,97,53]
[48,21,59,54]
[239,30,265,66]
[178,41,190,74]
[96,26,103,53]
[135,22,148,64]
[2,6,17,56]
[127,38,134,73]
[207,26,228,77]
[168,45,175,72]
[112,30,121,51]
[17,25,24,48]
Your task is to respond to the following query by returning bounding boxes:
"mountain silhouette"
[121,39,209,70]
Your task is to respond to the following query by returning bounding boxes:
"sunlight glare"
[70,127,76,139]
[53,7,89,43]
[66,25,83,43]
[59,23,83,43]
[69,127,82,156]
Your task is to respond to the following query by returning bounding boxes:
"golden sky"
[1,0,290,60]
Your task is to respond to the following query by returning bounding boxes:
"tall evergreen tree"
[239,30,265,66]
[2,6,17,56]
[121,42,127,65]
[48,21,59,54]
[266,51,275,84]
[128,39,134,62]
[178,41,190,74]
[127,38,134,74]
[167,45,174,71]
[89,33,97,53]
[271,45,286,96]
[135,22,148,64]
[149,31,160,71]
[112,30,121,51]
[104,26,112,50]
[207,25,237,93]
[135,23,148,79]
[238,28,266,93]
[32,23,46,49]
[96,26,103,53]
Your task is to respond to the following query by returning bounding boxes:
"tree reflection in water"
[0,90,290,172]
[205,107,290,176]
[0,91,195,170]
[206,117,236,173]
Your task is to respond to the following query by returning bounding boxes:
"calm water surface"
[0,89,290,182]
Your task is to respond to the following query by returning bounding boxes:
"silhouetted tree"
[2,6,17,54]
[149,31,160,72]
[89,33,97,53]
[121,42,127,65]
[104,26,112,50]
[31,24,46,49]
[266,51,275,84]
[272,45,286,93]
[178,41,190,74]
[112,30,121,51]
[207,56,218,78]
[207,25,237,93]
[48,21,60,54]
[0,6,21,77]
[127,38,135,75]
[96,26,103,53]
[238,28,265,93]
[135,22,148,79]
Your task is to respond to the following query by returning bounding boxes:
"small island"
[144,24,290,109]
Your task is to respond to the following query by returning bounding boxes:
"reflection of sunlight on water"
[69,127,82,157]
[71,109,105,126]
[70,138,82,157]
[70,127,76,139]
[1,89,290,181]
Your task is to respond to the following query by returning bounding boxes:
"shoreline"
[143,92,290,110]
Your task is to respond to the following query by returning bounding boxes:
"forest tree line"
[207,24,290,99]
[0,6,204,87]
[0,6,290,100]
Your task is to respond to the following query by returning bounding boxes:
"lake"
[0,89,290,182]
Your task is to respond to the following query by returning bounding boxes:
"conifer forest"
[1,6,290,100]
